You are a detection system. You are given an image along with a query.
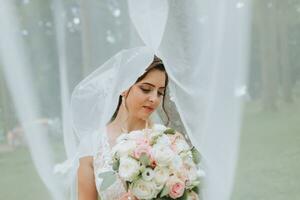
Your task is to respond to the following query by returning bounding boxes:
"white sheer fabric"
[68,46,167,200]
[78,130,126,200]
[93,133,127,200]
[2,0,299,200]
[0,0,252,200]
[70,1,250,200]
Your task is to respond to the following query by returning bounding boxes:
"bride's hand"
[119,191,138,200]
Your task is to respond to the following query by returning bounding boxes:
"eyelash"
[140,88,164,96]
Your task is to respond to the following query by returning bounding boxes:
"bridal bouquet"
[111,124,204,200]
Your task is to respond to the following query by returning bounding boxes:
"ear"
[121,89,129,97]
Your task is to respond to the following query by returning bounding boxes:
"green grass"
[0,100,299,200]
[0,147,51,199]
[231,99,300,200]
[0,139,65,200]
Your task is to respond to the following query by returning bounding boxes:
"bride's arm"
[78,156,98,200]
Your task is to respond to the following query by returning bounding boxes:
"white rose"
[156,134,171,146]
[174,139,190,153]
[149,130,162,141]
[118,157,140,181]
[111,140,136,158]
[130,179,158,199]
[181,152,195,167]
[154,166,169,185]
[180,150,193,159]
[116,133,129,143]
[127,130,145,140]
[187,166,199,182]
[186,191,200,200]
[170,154,183,170]
[153,124,167,132]
[152,144,174,166]
[185,166,201,188]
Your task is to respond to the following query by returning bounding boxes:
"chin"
[138,113,151,121]
[140,116,149,121]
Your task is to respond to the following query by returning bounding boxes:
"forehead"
[138,69,166,87]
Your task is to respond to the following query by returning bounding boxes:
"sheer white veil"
[0,0,250,200]
[3,0,299,199]
[69,0,250,200]
[71,47,155,140]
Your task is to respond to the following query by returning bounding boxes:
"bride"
[76,55,174,200]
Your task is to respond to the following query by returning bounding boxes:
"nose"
[148,92,159,103]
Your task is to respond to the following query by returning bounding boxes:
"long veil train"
[0,0,252,200]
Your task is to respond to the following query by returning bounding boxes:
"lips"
[143,106,154,112]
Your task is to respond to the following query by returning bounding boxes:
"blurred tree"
[79,0,130,76]
[250,0,300,110]
[0,66,8,134]
[17,0,61,117]
[255,0,279,111]
[79,0,92,77]
[277,2,293,103]
[0,66,16,135]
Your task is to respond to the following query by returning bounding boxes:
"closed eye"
[140,88,164,97]
[140,87,151,93]
[158,91,164,96]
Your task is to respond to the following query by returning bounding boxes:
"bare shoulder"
[78,156,97,200]
[79,156,93,168]
[78,156,94,180]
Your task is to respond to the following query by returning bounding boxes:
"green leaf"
[159,185,170,198]
[150,134,161,145]
[156,197,173,200]
[164,128,175,135]
[140,153,150,166]
[97,171,117,191]
[192,185,200,194]
[191,146,201,164]
[112,158,119,171]
[177,190,188,200]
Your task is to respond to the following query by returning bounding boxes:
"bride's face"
[125,69,166,120]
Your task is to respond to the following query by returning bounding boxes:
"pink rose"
[135,137,150,146]
[171,143,177,152]
[177,168,189,183]
[133,144,151,159]
[167,177,185,199]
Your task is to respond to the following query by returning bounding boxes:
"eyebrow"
[141,82,165,89]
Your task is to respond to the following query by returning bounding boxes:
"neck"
[110,106,149,133]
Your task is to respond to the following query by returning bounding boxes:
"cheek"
[135,91,149,104]
[154,98,162,109]
[127,90,147,108]
[158,97,163,105]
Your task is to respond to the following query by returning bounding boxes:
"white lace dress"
[78,131,127,200]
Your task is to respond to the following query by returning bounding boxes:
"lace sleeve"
[93,133,127,200]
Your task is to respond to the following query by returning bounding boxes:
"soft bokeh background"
[0,0,299,199]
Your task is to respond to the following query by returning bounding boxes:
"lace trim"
[93,132,126,200]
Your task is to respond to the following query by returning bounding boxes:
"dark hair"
[109,55,170,125]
